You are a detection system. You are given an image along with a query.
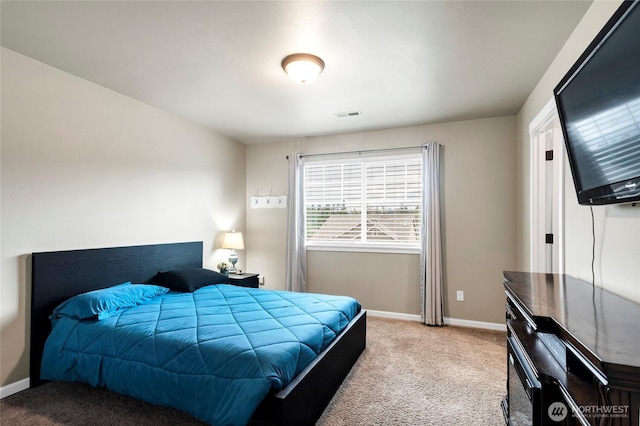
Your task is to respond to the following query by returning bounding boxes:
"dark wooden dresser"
[502,271,640,425]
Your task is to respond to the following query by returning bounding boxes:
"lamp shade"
[221,231,244,250]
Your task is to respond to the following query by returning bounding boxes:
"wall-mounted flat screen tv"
[554,0,640,205]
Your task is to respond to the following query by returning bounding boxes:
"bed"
[30,241,367,425]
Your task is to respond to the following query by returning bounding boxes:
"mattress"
[41,284,361,425]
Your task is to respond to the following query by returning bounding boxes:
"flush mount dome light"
[281,53,325,84]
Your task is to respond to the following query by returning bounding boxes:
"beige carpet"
[318,317,506,425]
[1,316,507,425]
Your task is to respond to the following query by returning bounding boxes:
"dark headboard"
[30,241,203,387]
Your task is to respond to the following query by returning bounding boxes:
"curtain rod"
[286,144,426,160]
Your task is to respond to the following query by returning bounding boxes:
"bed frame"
[30,241,366,425]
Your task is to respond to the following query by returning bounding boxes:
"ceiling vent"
[334,111,362,118]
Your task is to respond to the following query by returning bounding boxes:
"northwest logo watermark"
[548,402,568,422]
[548,402,630,422]
[577,405,629,418]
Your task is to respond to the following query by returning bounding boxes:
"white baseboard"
[366,309,506,331]
[444,317,506,332]
[0,378,29,399]
[367,309,421,322]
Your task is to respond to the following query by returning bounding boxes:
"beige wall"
[10,1,634,390]
[0,48,247,387]
[246,116,517,324]
[516,0,640,303]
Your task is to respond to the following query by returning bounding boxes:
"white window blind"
[304,154,422,251]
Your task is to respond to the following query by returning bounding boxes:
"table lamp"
[221,230,244,272]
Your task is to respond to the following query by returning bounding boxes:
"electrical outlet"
[258,275,265,286]
[456,290,464,301]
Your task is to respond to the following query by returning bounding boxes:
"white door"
[530,99,564,274]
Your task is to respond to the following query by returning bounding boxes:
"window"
[304,154,422,253]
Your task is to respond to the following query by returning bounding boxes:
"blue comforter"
[41,284,361,425]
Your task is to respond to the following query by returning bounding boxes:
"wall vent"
[334,111,362,118]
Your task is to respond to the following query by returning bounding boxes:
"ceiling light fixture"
[281,53,325,84]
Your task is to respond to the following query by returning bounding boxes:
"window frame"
[303,152,423,254]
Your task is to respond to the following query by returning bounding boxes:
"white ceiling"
[1,1,592,144]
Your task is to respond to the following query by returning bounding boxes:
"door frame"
[530,98,565,274]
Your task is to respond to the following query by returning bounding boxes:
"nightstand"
[226,272,259,288]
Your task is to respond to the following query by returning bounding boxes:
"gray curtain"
[420,142,444,325]
[285,153,307,292]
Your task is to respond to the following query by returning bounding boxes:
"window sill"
[306,244,420,255]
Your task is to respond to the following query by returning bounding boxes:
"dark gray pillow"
[154,268,228,292]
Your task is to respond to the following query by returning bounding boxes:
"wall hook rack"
[250,192,287,209]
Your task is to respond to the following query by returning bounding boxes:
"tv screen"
[554,0,640,205]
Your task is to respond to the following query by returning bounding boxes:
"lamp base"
[228,251,238,272]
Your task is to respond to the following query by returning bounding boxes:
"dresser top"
[504,271,640,374]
